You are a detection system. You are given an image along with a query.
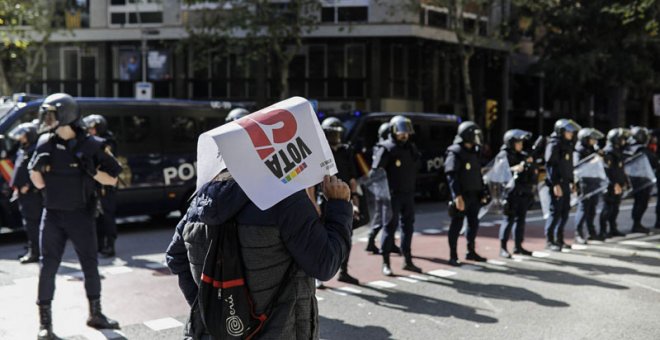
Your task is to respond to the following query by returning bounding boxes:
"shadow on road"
[320,316,394,340]
[348,285,498,324]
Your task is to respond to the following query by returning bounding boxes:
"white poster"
[197,97,338,210]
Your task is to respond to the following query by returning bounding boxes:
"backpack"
[197,219,294,340]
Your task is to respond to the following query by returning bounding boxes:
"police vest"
[38,135,101,211]
[382,140,418,194]
[447,144,483,193]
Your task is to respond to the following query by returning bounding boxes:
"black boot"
[86,299,120,330]
[365,237,379,254]
[512,246,532,256]
[20,247,39,264]
[337,271,359,285]
[466,244,487,262]
[381,256,393,276]
[99,238,116,258]
[631,223,650,234]
[38,304,58,340]
[402,254,422,273]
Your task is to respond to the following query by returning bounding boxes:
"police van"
[340,112,461,200]
[0,98,244,226]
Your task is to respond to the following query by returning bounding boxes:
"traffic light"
[485,99,498,130]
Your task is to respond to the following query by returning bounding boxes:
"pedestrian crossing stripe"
[368,280,397,288]
[397,277,419,283]
[427,269,457,277]
[143,317,183,331]
[336,286,362,294]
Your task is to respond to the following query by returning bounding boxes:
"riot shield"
[481,155,514,216]
[538,183,552,220]
[624,153,657,197]
[573,154,609,203]
[358,168,393,229]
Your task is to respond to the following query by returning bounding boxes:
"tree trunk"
[459,47,475,121]
[0,64,12,96]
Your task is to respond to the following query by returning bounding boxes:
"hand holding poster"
[197,97,338,210]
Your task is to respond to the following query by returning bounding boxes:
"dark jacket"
[544,134,574,187]
[497,147,535,196]
[574,142,601,192]
[602,144,627,187]
[10,143,37,190]
[372,138,419,194]
[166,176,353,339]
[444,143,484,199]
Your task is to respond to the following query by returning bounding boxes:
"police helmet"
[454,121,483,146]
[38,93,80,133]
[8,122,38,145]
[390,115,415,135]
[82,114,108,136]
[577,128,605,144]
[225,108,250,123]
[321,117,344,145]
[628,126,650,145]
[607,128,631,147]
[503,129,532,149]
[378,122,391,139]
[553,119,581,136]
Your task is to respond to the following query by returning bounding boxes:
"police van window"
[121,114,159,154]
[171,116,197,144]
[105,115,123,143]
[125,115,151,143]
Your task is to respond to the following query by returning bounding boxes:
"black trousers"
[381,192,414,257]
[544,183,571,244]
[448,191,481,259]
[18,192,43,253]
[574,194,599,236]
[38,209,101,304]
[96,188,118,247]
[499,195,530,248]
[631,186,652,227]
[600,191,622,234]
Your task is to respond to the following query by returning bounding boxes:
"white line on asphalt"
[81,329,127,340]
[145,262,167,269]
[101,266,133,275]
[532,251,550,258]
[143,317,183,331]
[571,244,588,250]
[336,286,362,294]
[427,269,457,278]
[421,228,444,235]
[368,280,397,289]
[460,264,483,271]
[619,240,657,248]
[329,290,347,296]
[396,277,419,283]
[409,274,430,281]
[316,295,324,301]
[358,237,369,243]
[487,259,507,266]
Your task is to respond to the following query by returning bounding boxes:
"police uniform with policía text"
[600,128,629,238]
[444,121,488,266]
[82,114,120,257]
[29,93,122,340]
[373,116,421,276]
[8,122,43,264]
[573,128,605,243]
[544,119,581,251]
[626,126,657,234]
[497,129,535,258]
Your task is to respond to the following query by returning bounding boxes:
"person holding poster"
[373,115,422,276]
[543,119,581,252]
[626,126,657,234]
[599,128,630,238]
[573,128,605,244]
[497,129,535,259]
[167,97,353,339]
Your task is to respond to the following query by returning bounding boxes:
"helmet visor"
[392,120,415,135]
[324,130,342,145]
[38,105,59,134]
[474,129,483,146]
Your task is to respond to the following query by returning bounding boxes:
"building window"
[321,0,368,23]
[422,5,448,29]
[109,1,164,26]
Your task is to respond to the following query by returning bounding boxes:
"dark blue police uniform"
[10,143,43,260]
[96,132,119,256]
[573,142,601,240]
[544,134,574,248]
[626,144,657,231]
[497,148,535,253]
[600,143,627,237]
[29,131,122,304]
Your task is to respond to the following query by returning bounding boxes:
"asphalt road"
[0,199,659,340]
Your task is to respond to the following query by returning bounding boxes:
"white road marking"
[409,274,430,281]
[316,295,324,301]
[101,266,133,275]
[571,244,588,250]
[81,329,127,340]
[368,280,398,289]
[532,251,550,258]
[145,262,167,269]
[487,259,507,266]
[460,264,483,271]
[397,277,419,283]
[421,228,444,235]
[620,240,656,248]
[427,269,457,278]
[143,317,183,331]
[337,286,362,294]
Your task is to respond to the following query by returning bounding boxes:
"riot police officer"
[8,122,43,264]
[83,114,120,257]
[573,128,605,243]
[373,115,421,276]
[365,122,402,256]
[225,107,250,123]
[444,121,488,266]
[497,129,535,258]
[544,119,581,251]
[29,93,122,339]
[320,117,360,285]
[626,126,657,234]
[600,128,630,238]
